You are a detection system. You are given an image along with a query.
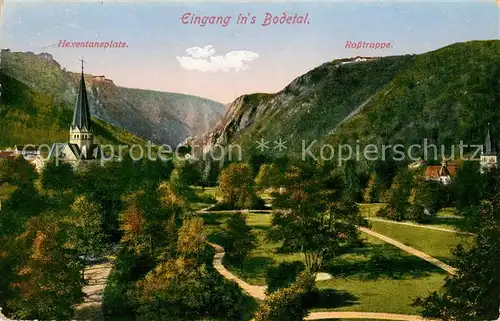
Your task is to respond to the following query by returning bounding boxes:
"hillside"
[0,71,146,148]
[0,51,225,146]
[197,40,500,159]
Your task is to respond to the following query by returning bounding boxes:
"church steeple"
[480,122,497,173]
[69,58,93,152]
[72,59,92,131]
[483,122,493,155]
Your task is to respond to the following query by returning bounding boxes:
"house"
[0,151,16,160]
[424,157,459,185]
[47,61,102,168]
[14,145,40,158]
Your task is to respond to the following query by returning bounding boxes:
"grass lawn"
[201,212,447,315]
[363,204,471,232]
[192,186,223,201]
[368,220,473,265]
[358,203,387,217]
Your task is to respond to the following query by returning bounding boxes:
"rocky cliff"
[195,40,500,158]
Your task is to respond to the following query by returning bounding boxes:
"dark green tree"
[270,161,366,273]
[40,160,75,191]
[413,196,500,320]
[224,214,256,271]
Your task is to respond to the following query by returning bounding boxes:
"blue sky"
[2,1,499,103]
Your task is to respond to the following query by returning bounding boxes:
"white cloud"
[185,45,216,59]
[176,46,259,72]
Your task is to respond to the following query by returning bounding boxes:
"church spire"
[71,58,92,131]
[483,122,492,155]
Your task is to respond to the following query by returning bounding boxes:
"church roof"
[48,143,101,161]
[72,69,92,131]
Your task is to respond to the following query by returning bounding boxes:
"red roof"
[424,166,442,179]
[424,164,460,179]
[0,151,15,160]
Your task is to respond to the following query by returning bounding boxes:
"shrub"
[265,261,306,294]
[133,258,248,321]
[254,272,315,321]
[407,204,436,223]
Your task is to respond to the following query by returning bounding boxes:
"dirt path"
[197,208,273,214]
[305,311,435,320]
[73,261,113,321]
[210,242,268,300]
[366,217,475,236]
[359,227,456,275]
[208,242,437,321]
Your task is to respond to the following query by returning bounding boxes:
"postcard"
[0,1,499,321]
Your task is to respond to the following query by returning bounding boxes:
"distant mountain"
[0,51,225,146]
[196,40,500,159]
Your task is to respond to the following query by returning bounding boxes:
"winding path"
[359,227,456,275]
[210,242,267,300]
[208,242,438,321]
[366,217,475,236]
[200,210,457,276]
[73,262,113,321]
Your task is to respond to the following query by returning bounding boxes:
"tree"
[248,152,270,177]
[70,196,107,281]
[255,163,283,190]
[219,163,263,209]
[270,161,366,273]
[342,159,362,202]
[254,272,315,321]
[200,158,220,187]
[0,157,40,232]
[451,161,485,211]
[177,218,206,260]
[413,196,500,320]
[363,172,377,203]
[133,257,247,321]
[408,180,442,223]
[120,192,149,255]
[40,160,75,191]
[170,167,191,197]
[7,215,82,320]
[266,261,305,294]
[378,167,414,221]
[224,214,256,270]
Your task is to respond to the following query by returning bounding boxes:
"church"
[47,61,102,168]
[480,123,497,173]
[415,123,497,184]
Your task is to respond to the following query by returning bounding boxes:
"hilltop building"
[480,123,497,173]
[47,61,102,168]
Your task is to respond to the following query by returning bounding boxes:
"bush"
[209,196,266,211]
[133,258,248,321]
[407,204,436,223]
[254,272,315,321]
[196,193,217,204]
[266,261,306,294]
